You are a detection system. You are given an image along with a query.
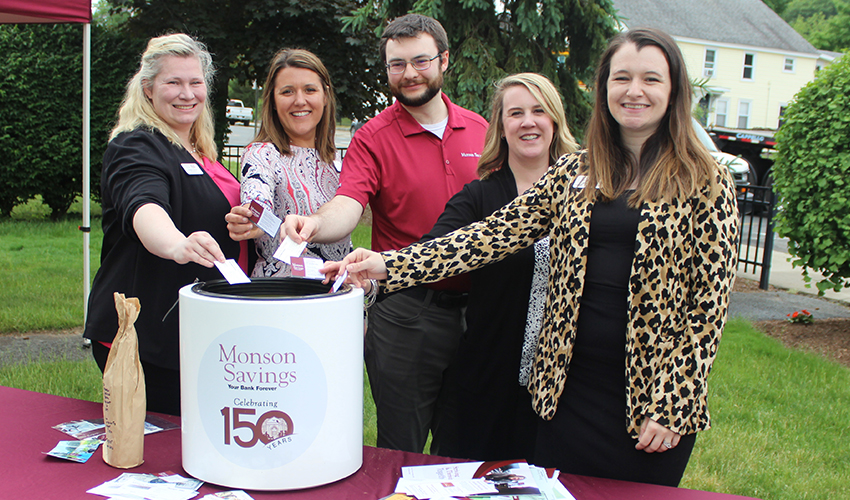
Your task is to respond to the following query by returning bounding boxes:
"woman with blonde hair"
[420,73,577,462]
[325,29,738,486]
[225,48,351,277]
[84,33,245,416]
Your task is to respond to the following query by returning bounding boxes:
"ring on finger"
[663,441,672,449]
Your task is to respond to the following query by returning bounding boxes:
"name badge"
[181,162,204,175]
[572,175,588,189]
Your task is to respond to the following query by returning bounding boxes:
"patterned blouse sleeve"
[382,164,563,292]
[239,143,275,211]
[239,143,279,262]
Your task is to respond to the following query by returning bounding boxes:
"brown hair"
[254,48,337,164]
[380,14,449,63]
[478,73,578,178]
[584,28,716,206]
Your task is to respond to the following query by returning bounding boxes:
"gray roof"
[612,0,819,55]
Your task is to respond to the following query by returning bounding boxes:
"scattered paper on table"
[45,438,101,463]
[87,472,202,500]
[396,477,497,499]
[399,460,576,500]
[200,490,256,500]
[54,415,179,441]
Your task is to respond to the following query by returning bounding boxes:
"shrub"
[0,24,141,220]
[773,53,850,294]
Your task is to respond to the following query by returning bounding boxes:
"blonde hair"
[110,33,217,161]
[478,73,578,178]
[584,28,717,206]
[254,48,337,164]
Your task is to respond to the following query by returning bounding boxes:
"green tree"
[762,0,791,16]
[780,0,850,52]
[782,0,837,23]
[0,24,141,218]
[343,0,620,136]
[106,0,388,150]
[773,54,850,294]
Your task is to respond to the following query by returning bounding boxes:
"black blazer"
[84,128,240,370]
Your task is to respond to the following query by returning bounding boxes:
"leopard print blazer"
[382,151,739,438]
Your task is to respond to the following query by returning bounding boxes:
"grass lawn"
[1,197,103,332]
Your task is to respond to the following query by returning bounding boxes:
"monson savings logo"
[218,344,298,450]
[220,407,295,450]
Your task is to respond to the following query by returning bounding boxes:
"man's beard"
[391,72,443,108]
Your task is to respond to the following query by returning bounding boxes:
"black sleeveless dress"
[533,193,696,487]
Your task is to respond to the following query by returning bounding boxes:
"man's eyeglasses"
[386,54,441,75]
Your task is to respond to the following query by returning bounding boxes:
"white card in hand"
[332,269,348,293]
[248,200,282,237]
[290,256,325,279]
[273,236,308,264]
[214,259,251,284]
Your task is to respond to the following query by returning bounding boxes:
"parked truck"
[226,99,253,126]
[708,125,777,187]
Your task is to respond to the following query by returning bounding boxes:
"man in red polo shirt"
[284,14,487,454]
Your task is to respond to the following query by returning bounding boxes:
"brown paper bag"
[102,292,146,468]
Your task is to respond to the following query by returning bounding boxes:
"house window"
[737,100,752,129]
[715,99,729,127]
[704,49,716,78]
[742,53,755,80]
[778,104,787,128]
[784,57,795,73]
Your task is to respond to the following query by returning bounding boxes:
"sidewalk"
[731,246,850,322]
[737,246,850,303]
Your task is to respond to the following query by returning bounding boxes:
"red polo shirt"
[338,93,488,253]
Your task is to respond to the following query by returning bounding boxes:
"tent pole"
[82,22,91,327]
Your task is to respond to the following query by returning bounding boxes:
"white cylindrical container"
[179,278,363,490]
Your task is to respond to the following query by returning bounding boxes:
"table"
[2,386,760,499]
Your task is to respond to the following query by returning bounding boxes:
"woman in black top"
[423,73,577,462]
[84,34,244,415]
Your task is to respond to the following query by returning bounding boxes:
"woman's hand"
[172,231,226,267]
[226,203,264,241]
[320,248,388,287]
[635,416,681,453]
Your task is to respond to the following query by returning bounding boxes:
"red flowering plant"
[786,309,814,324]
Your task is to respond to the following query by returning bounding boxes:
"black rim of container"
[191,277,349,300]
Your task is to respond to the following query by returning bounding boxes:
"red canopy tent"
[1,0,94,320]
[0,0,91,23]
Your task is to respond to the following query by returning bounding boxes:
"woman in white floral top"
[226,49,351,276]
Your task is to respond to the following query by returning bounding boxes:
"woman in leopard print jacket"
[325,28,738,486]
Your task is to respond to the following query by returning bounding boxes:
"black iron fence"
[221,144,348,180]
[735,184,777,289]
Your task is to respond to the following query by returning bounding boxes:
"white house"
[611,0,822,131]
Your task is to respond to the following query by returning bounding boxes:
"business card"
[290,256,325,279]
[214,259,251,284]
[247,199,282,237]
[273,235,307,264]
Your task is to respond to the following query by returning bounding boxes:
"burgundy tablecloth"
[1,386,759,499]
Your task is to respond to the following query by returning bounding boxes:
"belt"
[379,286,468,309]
